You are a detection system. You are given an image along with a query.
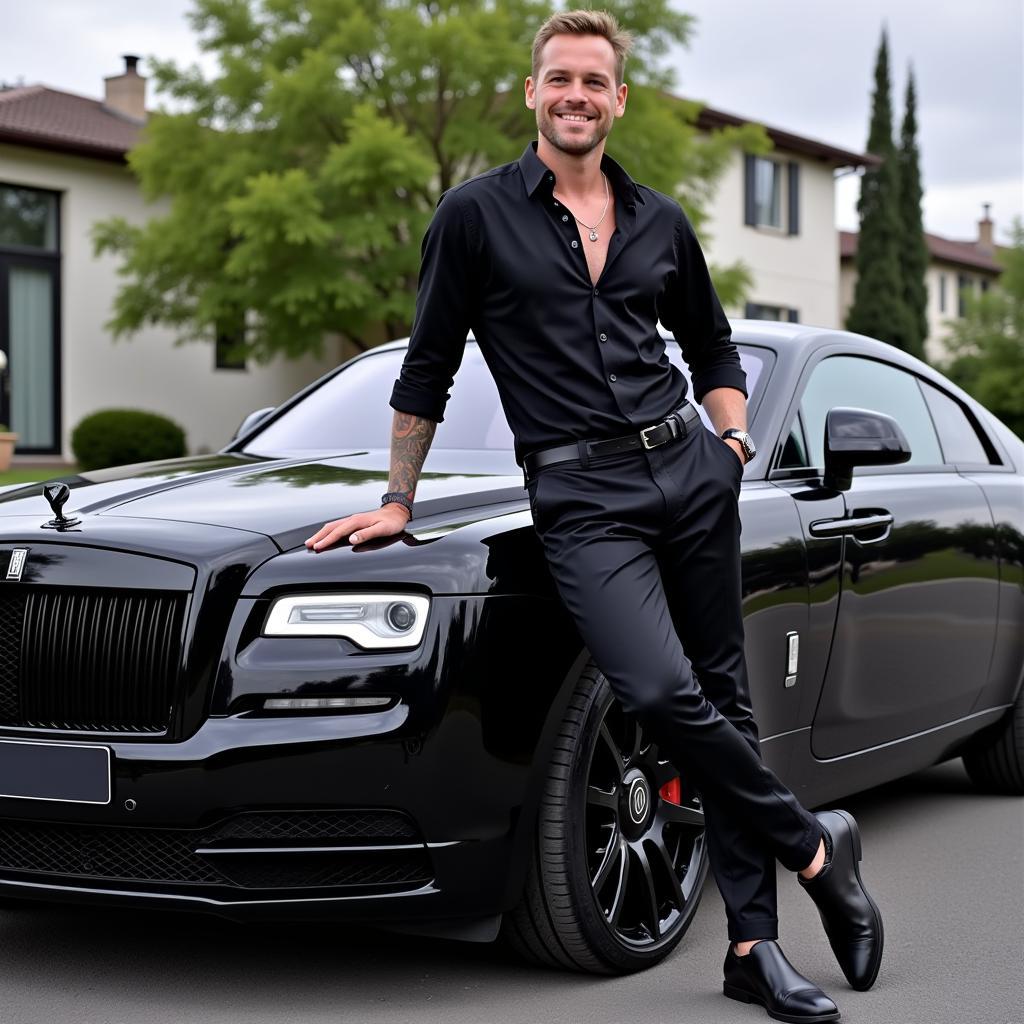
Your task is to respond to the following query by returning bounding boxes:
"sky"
[1,0,1020,243]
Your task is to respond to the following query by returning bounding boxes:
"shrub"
[71,408,187,471]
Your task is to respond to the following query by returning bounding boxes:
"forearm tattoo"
[390,411,437,502]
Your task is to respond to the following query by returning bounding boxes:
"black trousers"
[525,411,825,943]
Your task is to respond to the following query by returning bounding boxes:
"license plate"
[0,739,111,804]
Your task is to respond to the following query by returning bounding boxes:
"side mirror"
[823,406,911,491]
[232,406,276,441]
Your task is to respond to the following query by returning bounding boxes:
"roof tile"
[840,229,1006,274]
[0,84,144,161]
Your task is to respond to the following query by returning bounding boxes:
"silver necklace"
[556,173,610,241]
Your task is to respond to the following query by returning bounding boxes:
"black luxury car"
[0,320,1020,975]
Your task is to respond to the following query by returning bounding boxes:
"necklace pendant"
[589,229,599,241]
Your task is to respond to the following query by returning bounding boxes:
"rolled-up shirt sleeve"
[389,188,478,424]
[658,204,748,405]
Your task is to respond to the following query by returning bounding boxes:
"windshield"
[242,341,770,454]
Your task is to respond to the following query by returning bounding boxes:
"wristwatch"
[721,428,756,463]
[381,491,413,521]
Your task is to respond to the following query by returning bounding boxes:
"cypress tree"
[846,28,914,351]
[897,66,929,360]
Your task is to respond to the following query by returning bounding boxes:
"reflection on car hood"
[0,450,528,550]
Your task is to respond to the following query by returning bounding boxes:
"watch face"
[727,431,754,459]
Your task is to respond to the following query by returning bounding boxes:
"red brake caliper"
[659,777,681,804]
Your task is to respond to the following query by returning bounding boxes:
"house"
[0,56,341,461]
[840,208,1007,365]
[692,105,876,331]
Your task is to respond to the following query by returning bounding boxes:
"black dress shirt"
[389,139,748,468]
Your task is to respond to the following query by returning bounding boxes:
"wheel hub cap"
[621,768,652,837]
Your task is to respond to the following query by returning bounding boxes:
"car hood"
[0,450,528,551]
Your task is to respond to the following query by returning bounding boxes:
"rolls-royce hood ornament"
[42,482,81,530]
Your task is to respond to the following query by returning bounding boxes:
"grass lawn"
[0,466,79,486]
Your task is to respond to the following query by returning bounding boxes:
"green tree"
[939,218,1024,439]
[846,27,914,353]
[896,66,928,360]
[91,0,767,363]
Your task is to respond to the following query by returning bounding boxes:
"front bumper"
[0,706,529,927]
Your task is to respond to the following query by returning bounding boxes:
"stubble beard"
[537,107,610,158]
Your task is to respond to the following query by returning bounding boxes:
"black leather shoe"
[723,940,840,1023]
[798,808,884,991]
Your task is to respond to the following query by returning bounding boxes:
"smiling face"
[525,33,628,158]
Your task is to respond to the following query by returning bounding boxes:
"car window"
[918,380,992,464]
[243,340,770,454]
[245,346,514,453]
[782,355,943,471]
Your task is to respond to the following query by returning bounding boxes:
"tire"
[502,660,709,974]
[961,684,1024,794]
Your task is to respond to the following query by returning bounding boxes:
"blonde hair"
[531,9,634,89]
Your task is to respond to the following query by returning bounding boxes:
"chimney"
[103,54,147,122]
[978,202,994,255]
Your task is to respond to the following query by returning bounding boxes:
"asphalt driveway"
[0,757,1020,1024]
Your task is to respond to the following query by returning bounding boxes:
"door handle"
[809,511,894,543]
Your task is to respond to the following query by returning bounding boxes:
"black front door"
[778,351,999,759]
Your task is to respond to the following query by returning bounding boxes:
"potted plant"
[0,424,19,472]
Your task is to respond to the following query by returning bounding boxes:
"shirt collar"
[518,139,645,207]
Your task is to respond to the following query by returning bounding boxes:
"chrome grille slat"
[0,587,186,733]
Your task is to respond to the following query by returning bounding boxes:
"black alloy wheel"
[503,660,709,974]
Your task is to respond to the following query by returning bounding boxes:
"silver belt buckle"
[640,423,666,449]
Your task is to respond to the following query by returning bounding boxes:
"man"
[306,9,883,1020]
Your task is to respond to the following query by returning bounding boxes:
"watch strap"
[381,492,413,520]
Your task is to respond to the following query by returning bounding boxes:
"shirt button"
[561,214,568,222]
[593,288,599,296]
[548,174,553,181]
[609,374,617,381]
[571,240,578,248]
[599,332,607,341]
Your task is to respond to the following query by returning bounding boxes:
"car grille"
[0,810,432,895]
[0,587,186,733]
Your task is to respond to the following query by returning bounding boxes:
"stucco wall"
[701,149,840,330]
[0,144,344,460]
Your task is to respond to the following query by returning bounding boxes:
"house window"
[957,274,970,317]
[0,183,61,453]
[744,155,800,235]
[938,273,946,312]
[980,278,990,293]
[754,158,781,228]
[0,184,58,251]
[745,302,799,323]
[215,315,248,370]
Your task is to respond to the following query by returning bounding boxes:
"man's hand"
[305,503,411,552]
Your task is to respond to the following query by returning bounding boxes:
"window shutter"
[744,154,757,226]
[787,161,800,235]
[788,308,799,323]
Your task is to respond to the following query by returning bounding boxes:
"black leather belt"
[523,400,701,485]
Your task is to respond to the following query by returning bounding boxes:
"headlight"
[262,593,431,649]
